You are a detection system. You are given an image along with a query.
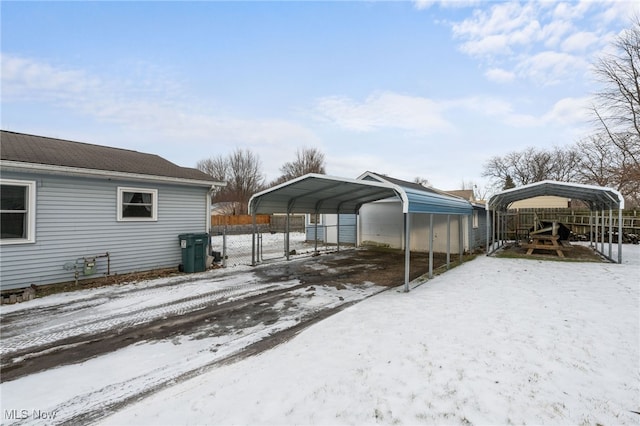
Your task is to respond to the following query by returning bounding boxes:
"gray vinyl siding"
[337,214,357,244]
[0,171,210,291]
[305,223,325,242]
[469,207,489,250]
[305,214,356,244]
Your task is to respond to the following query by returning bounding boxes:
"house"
[510,195,571,209]
[304,172,488,253]
[0,130,224,292]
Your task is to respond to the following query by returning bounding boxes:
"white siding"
[359,200,465,253]
[0,171,210,290]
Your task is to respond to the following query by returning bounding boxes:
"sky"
[2,1,639,192]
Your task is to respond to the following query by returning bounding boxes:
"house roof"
[487,180,625,211]
[249,172,472,216]
[445,189,474,201]
[0,130,219,184]
[358,172,472,215]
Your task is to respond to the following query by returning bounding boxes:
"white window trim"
[472,210,479,229]
[0,178,36,245]
[117,187,158,222]
[307,213,323,225]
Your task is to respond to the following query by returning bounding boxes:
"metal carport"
[486,180,625,263]
[248,173,473,291]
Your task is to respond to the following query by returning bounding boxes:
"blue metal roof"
[359,172,472,215]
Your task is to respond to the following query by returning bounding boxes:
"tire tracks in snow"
[4,287,388,426]
[0,280,294,369]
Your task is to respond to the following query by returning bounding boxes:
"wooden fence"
[210,214,306,233]
[211,214,270,226]
[500,208,639,240]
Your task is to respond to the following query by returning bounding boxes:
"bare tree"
[196,155,228,182]
[197,148,265,214]
[413,176,431,187]
[270,147,326,186]
[589,14,640,206]
[483,146,579,188]
[592,14,640,139]
[280,148,326,180]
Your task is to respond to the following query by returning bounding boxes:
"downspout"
[206,186,215,234]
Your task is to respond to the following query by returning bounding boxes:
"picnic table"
[522,222,571,257]
[521,234,571,258]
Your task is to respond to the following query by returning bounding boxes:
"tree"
[271,147,326,186]
[197,148,265,214]
[482,146,580,189]
[589,14,640,206]
[413,177,431,187]
[576,132,640,206]
[503,175,516,190]
[592,15,640,140]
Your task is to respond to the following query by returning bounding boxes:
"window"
[1,179,36,244]
[472,210,479,229]
[307,213,322,225]
[117,187,158,221]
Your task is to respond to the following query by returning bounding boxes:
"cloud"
[314,91,453,134]
[541,96,592,126]
[516,51,587,85]
[484,67,515,83]
[1,53,319,148]
[445,1,632,85]
[414,0,480,10]
[560,31,599,52]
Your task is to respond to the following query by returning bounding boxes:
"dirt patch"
[256,248,469,288]
[495,243,605,262]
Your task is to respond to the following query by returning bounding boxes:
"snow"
[2,244,639,425]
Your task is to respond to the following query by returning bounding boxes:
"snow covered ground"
[100,244,639,425]
[2,244,639,425]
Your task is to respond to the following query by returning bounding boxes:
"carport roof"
[487,180,625,211]
[249,173,472,215]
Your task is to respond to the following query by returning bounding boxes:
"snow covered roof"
[249,173,473,216]
[487,180,625,211]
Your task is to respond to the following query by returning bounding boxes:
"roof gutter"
[0,160,226,188]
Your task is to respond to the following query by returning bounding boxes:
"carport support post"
[446,215,451,269]
[314,212,319,255]
[336,213,341,252]
[459,215,464,265]
[286,212,291,261]
[601,208,605,255]
[617,207,623,263]
[251,213,257,266]
[486,207,491,255]
[608,207,613,259]
[589,210,594,248]
[429,213,434,279]
[404,213,411,292]
[594,210,598,248]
